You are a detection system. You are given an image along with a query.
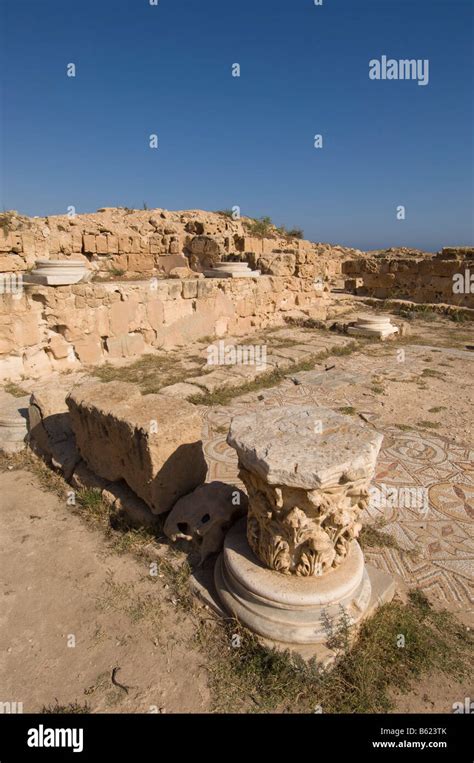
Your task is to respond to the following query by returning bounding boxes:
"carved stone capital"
[227,405,383,576]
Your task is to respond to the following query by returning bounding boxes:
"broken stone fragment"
[164,481,247,562]
[67,380,207,514]
[28,385,80,479]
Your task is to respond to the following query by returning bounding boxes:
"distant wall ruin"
[343,248,474,308]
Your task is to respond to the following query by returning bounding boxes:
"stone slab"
[227,404,383,489]
[159,382,203,399]
[291,369,368,388]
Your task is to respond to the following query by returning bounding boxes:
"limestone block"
[71,232,83,252]
[139,236,150,253]
[94,305,110,336]
[295,264,315,279]
[48,333,71,359]
[109,299,138,335]
[162,299,193,326]
[21,232,36,258]
[106,333,145,358]
[149,234,163,254]
[28,385,80,480]
[0,254,26,271]
[127,252,154,272]
[262,238,277,254]
[83,234,96,254]
[58,233,73,254]
[118,235,131,254]
[0,232,23,253]
[214,316,229,336]
[130,235,141,254]
[242,237,264,254]
[146,299,165,331]
[0,335,14,355]
[158,254,189,274]
[74,336,103,365]
[258,253,296,277]
[389,260,421,274]
[363,273,396,289]
[106,234,119,254]
[197,280,216,298]
[182,280,198,299]
[167,280,183,299]
[23,347,52,378]
[95,235,108,255]
[0,355,24,380]
[12,313,45,348]
[67,380,207,513]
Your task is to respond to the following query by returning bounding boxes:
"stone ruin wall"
[0,207,362,380]
[343,247,474,309]
[0,207,356,280]
[0,275,327,380]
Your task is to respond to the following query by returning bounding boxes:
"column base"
[213,519,395,663]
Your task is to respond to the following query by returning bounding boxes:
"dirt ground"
[0,308,473,714]
[0,469,210,714]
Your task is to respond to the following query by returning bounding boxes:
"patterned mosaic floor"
[201,381,474,617]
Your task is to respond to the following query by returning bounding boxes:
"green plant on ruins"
[285,227,304,239]
[197,590,473,713]
[247,216,274,237]
[0,212,13,235]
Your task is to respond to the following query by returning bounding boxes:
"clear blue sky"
[1,0,473,250]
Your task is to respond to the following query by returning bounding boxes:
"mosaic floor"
[201,380,474,617]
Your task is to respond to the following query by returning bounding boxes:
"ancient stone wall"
[343,251,474,308]
[0,275,327,380]
[0,207,359,279]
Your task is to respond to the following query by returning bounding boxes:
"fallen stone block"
[67,380,207,514]
[28,385,80,480]
[70,460,111,492]
[102,481,160,530]
[164,481,247,562]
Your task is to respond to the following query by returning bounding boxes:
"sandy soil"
[0,470,210,714]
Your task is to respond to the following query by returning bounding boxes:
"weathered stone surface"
[23,347,52,378]
[215,518,395,653]
[0,391,29,454]
[228,405,382,489]
[227,405,383,576]
[28,385,80,479]
[164,481,247,561]
[159,382,202,399]
[102,481,159,529]
[67,381,207,514]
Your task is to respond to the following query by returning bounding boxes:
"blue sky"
[1,0,472,250]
